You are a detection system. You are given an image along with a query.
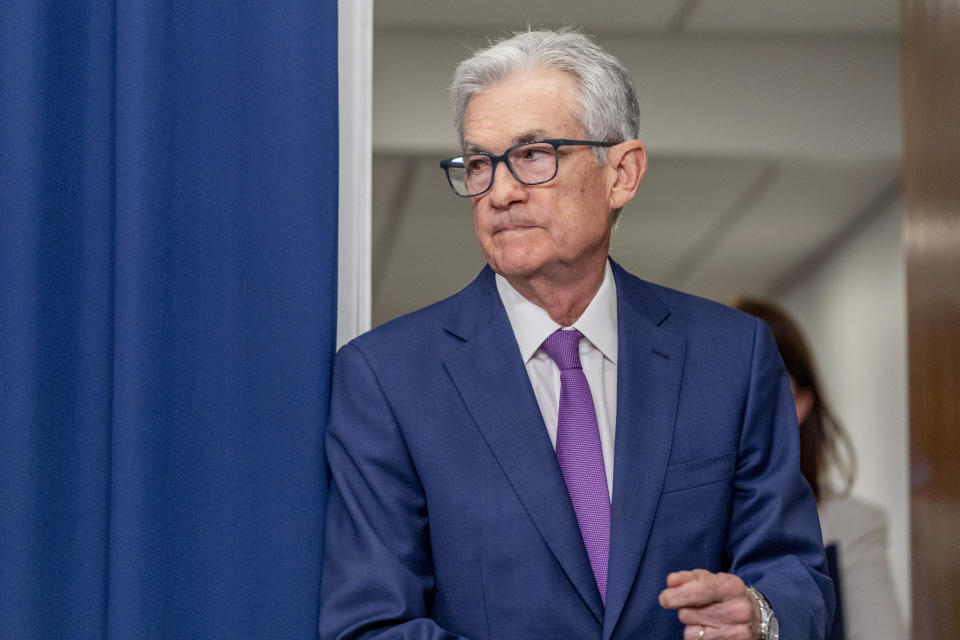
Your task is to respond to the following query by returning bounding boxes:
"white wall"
[338,0,373,346]
[776,198,911,623]
[373,31,901,162]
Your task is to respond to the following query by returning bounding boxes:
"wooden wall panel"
[902,0,960,637]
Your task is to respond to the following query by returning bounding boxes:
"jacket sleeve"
[727,318,836,640]
[319,343,472,640]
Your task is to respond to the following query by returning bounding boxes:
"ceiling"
[370,1,902,325]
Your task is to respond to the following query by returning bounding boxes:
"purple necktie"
[542,328,610,604]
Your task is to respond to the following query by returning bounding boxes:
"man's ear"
[608,140,647,210]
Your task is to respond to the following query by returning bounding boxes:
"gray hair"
[451,28,640,162]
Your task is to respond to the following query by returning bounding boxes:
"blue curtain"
[0,1,338,637]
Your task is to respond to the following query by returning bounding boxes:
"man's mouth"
[495,223,538,233]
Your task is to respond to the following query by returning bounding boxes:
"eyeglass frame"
[439,138,620,198]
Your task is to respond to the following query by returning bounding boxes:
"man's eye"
[519,146,550,161]
[466,158,489,173]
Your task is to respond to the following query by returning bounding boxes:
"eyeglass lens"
[447,142,558,196]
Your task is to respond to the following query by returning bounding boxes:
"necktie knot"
[542,328,584,371]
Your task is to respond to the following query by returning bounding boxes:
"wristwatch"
[746,587,779,640]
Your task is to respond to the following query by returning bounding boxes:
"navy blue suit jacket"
[320,262,833,640]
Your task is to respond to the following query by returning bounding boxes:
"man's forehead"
[460,68,582,150]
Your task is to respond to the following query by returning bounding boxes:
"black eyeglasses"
[440,138,619,198]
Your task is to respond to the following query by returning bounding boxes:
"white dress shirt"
[495,260,618,499]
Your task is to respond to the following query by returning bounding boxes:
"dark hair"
[731,298,856,502]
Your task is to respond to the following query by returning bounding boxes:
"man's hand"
[658,569,761,640]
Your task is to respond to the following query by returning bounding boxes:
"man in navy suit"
[320,29,832,640]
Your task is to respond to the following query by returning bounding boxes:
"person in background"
[732,298,906,640]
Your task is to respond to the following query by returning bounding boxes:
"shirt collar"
[495,260,618,364]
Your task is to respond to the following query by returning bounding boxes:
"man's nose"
[485,160,526,208]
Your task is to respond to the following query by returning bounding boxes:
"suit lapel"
[441,269,605,623]
[603,264,687,638]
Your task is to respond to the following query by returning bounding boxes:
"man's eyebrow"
[462,130,551,155]
[516,130,548,145]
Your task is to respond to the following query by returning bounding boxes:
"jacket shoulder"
[613,263,759,338]
[341,267,498,361]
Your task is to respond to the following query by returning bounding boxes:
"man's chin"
[491,266,538,282]
[483,239,550,274]
[486,254,546,280]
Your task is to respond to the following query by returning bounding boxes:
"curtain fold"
[1,2,338,638]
